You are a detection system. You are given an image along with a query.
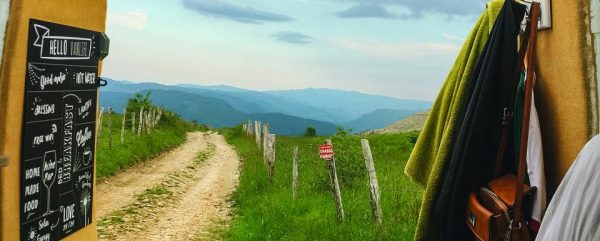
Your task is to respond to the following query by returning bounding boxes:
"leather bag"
[465,2,540,241]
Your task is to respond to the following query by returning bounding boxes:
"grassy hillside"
[344,109,417,133]
[95,109,201,178]
[364,110,430,135]
[221,127,422,240]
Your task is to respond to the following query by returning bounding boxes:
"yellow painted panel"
[0,1,106,241]
[536,0,595,195]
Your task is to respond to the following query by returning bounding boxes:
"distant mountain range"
[99,78,432,135]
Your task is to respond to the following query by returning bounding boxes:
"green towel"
[404,1,504,240]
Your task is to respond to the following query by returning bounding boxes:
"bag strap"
[513,1,539,229]
[491,6,535,178]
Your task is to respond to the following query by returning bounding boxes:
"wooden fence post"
[254,121,262,148]
[246,121,249,136]
[156,109,162,125]
[325,139,344,222]
[146,109,151,134]
[266,134,276,184]
[107,107,113,148]
[153,108,157,128]
[97,107,104,138]
[150,108,155,129]
[131,112,136,134]
[263,123,269,165]
[120,108,127,144]
[138,107,144,137]
[247,120,252,136]
[361,139,383,225]
[292,146,298,200]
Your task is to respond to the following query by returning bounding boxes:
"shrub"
[329,128,365,187]
[304,126,317,137]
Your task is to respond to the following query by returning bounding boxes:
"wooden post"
[255,121,262,148]
[120,108,127,144]
[361,139,383,225]
[107,107,113,148]
[150,108,155,129]
[264,133,270,180]
[146,109,151,133]
[152,108,157,128]
[157,109,161,125]
[138,107,144,137]
[292,146,298,200]
[325,139,344,222]
[263,123,269,165]
[131,112,136,134]
[266,134,276,184]
[247,120,252,136]
[157,109,161,124]
[144,109,148,133]
[250,120,254,136]
[97,107,104,138]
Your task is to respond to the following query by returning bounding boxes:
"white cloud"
[442,33,464,42]
[333,37,460,60]
[107,11,148,30]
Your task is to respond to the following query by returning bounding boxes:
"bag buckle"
[505,219,523,241]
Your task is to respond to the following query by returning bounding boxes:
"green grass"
[221,126,423,241]
[195,143,216,165]
[95,111,201,178]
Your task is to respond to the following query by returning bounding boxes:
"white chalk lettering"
[49,39,68,56]
[75,72,96,85]
[43,161,56,183]
[70,41,89,57]
[78,100,91,118]
[76,127,92,147]
[32,124,57,147]
[25,167,40,180]
[62,105,73,183]
[63,204,75,221]
[24,199,38,213]
[34,104,55,116]
[38,233,50,241]
[25,184,39,196]
[39,71,66,90]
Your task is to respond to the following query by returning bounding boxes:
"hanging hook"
[98,77,108,87]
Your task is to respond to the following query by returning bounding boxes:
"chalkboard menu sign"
[21,19,101,241]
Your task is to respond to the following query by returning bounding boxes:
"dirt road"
[96,132,240,241]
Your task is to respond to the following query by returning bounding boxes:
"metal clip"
[98,77,108,87]
[0,155,8,167]
[505,219,523,241]
[505,219,514,241]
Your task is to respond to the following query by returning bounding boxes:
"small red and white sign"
[319,144,334,160]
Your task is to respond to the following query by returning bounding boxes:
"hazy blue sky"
[103,0,487,100]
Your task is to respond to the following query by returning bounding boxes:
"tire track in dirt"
[97,132,240,241]
[95,132,208,218]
